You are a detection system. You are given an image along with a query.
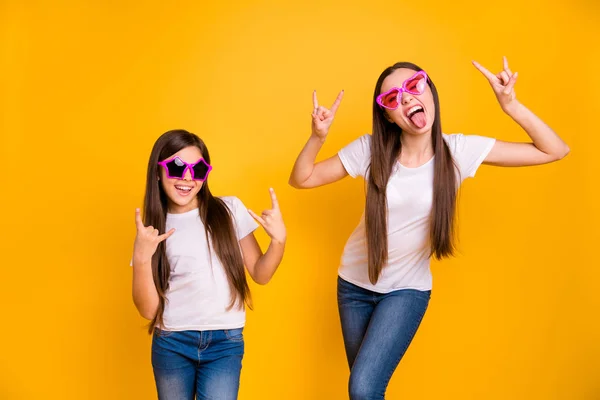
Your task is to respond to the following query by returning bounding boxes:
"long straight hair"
[143,129,251,333]
[366,62,458,284]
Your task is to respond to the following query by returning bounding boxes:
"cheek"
[424,91,435,112]
[159,178,169,192]
[427,100,435,114]
[160,176,178,194]
[428,102,436,119]
[159,168,167,180]
[384,110,395,122]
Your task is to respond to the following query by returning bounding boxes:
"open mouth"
[405,105,426,129]
[174,184,194,196]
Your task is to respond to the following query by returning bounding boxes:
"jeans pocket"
[151,331,189,370]
[224,328,244,342]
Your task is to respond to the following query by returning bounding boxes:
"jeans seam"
[382,297,430,390]
[197,331,211,363]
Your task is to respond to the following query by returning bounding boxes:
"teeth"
[407,105,423,117]
[175,186,192,192]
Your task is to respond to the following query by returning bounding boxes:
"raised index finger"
[269,187,279,210]
[135,208,144,229]
[313,90,319,109]
[330,90,344,114]
[472,60,497,82]
[503,56,513,75]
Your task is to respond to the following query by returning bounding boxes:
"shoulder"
[360,133,372,142]
[344,133,372,146]
[441,132,463,152]
[339,133,372,156]
[218,195,242,210]
[218,196,250,216]
[442,132,495,154]
[356,133,372,146]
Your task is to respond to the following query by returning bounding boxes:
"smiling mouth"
[174,185,194,195]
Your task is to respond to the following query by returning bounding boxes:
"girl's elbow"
[288,177,305,189]
[134,299,158,320]
[552,144,570,161]
[560,144,571,159]
[252,275,271,285]
[140,309,156,320]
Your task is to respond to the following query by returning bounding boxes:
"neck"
[168,198,199,214]
[400,130,433,160]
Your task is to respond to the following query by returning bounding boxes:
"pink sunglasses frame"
[376,70,429,110]
[157,156,213,181]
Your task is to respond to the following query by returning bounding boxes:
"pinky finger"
[158,228,176,242]
[248,209,266,227]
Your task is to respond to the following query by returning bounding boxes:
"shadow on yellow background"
[1,0,598,399]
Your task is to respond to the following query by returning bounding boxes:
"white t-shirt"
[160,196,258,331]
[337,133,496,293]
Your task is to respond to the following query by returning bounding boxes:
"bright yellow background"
[1,0,598,399]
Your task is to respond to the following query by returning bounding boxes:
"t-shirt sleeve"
[444,133,496,180]
[337,134,372,178]
[229,197,259,240]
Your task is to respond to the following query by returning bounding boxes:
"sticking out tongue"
[410,111,427,129]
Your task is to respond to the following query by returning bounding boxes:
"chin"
[169,194,198,208]
[402,127,430,136]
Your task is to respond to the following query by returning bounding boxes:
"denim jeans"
[151,328,244,400]
[337,276,431,400]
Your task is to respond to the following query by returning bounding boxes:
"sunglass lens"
[192,160,210,181]
[406,75,426,94]
[382,89,400,108]
[165,158,187,179]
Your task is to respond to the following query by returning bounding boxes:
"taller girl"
[289,58,569,399]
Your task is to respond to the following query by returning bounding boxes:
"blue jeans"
[151,328,245,400]
[337,276,431,400]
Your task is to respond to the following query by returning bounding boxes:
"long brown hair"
[143,129,251,333]
[366,62,458,284]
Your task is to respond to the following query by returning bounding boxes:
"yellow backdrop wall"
[1,0,598,399]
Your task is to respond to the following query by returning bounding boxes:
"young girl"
[131,129,286,400]
[289,57,569,399]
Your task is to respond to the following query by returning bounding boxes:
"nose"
[400,90,415,105]
[183,167,193,181]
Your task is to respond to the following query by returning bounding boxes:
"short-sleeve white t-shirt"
[337,133,496,293]
[159,196,258,331]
